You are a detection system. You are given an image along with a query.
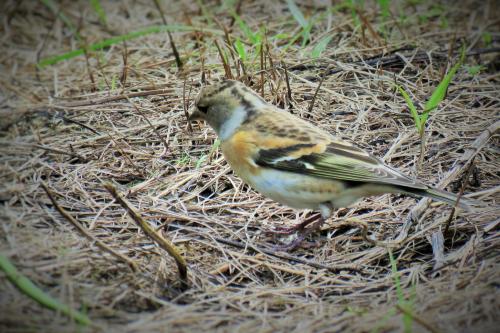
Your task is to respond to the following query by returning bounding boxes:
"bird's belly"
[243,169,344,210]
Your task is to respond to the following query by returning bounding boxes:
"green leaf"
[422,46,465,126]
[300,21,313,47]
[482,32,492,46]
[232,13,258,44]
[312,35,333,58]
[397,85,421,133]
[273,33,289,39]
[38,25,223,68]
[287,0,308,28]
[378,0,390,18]
[0,254,91,325]
[388,249,413,333]
[465,64,484,76]
[234,38,246,61]
[90,0,107,25]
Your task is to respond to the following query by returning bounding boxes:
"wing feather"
[255,141,427,190]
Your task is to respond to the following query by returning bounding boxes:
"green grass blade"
[37,25,223,68]
[397,85,421,133]
[312,35,332,58]
[0,254,91,325]
[287,0,308,28]
[422,46,465,126]
[90,0,107,25]
[378,0,390,18]
[196,0,213,25]
[388,249,413,333]
[232,13,257,44]
[41,0,81,40]
[234,38,246,61]
[347,0,361,26]
[388,249,404,302]
[300,21,313,47]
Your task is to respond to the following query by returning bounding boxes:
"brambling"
[188,80,474,250]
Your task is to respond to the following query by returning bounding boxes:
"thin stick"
[103,182,188,289]
[120,41,128,86]
[307,66,331,113]
[443,156,476,234]
[183,77,193,132]
[282,61,292,105]
[214,39,232,79]
[54,88,174,108]
[34,144,87,161]
[152,0,182,70]
[40,182,138,272]
[260,40,265,97]
[60,115,101,135]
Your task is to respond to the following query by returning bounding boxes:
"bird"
[188,79,476,250]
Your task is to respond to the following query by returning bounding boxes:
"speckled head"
[188,80,265,140]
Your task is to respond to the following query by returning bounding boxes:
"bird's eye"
[198,105,209,113]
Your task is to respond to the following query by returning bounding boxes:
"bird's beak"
[187,107,204,122]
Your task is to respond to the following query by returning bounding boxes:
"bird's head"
[188,80,266,139]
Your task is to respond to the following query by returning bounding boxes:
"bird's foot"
[272,217,326,251]
[266,213,322,235]
[272,237,321,251]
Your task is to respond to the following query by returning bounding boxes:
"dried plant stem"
[152,0,182,70]
[183,77,193,132]
[53,88,174,108]
[40,182,138,272]
[443,156,476,234]
[103,182,188,289]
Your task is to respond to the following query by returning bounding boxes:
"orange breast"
[220,130,260,178]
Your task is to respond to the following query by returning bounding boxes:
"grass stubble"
[0,1,499,332]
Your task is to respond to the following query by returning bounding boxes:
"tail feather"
[413,187,481,212]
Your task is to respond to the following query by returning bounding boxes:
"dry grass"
[1,1,499,332]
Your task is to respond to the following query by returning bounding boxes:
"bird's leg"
[272,203,333,251]
[269,213,322,235]
[272,217,326,251]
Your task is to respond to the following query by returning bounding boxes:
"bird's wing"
[254,139,428,190]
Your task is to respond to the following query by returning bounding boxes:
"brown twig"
[183,77,193,132]
[282,61,292,105]
[356,9,384,47]
[54,88,174,108]
[40,182,138,272]
[104,182,188,289]
[307,66,331,113]
[120,41,128,86]
[443,156,476,235]
[153,0,183,70]
[60,115,101,135]
[34,144,87,161]
[260,40,265,97]
[214,39,232,79]
[228,0,243,27]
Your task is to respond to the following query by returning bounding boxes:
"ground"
[0,0,499,332]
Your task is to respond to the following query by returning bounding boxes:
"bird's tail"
[413,187,481,212]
